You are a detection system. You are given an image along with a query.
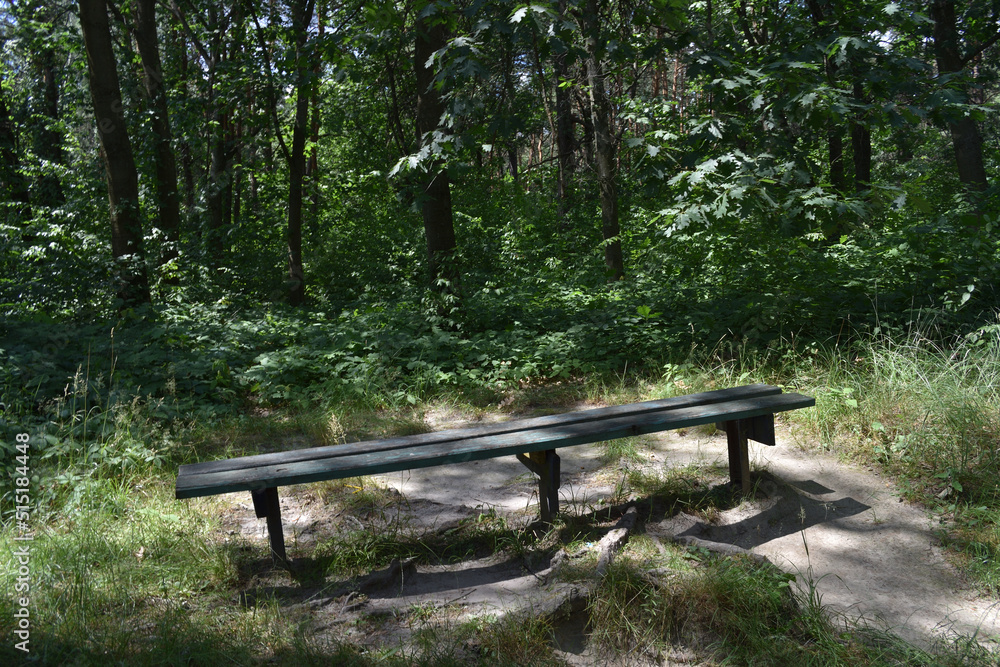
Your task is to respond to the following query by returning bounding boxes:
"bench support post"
[516,450,560,522]
[251,487,288,562]
[724,419,752,494]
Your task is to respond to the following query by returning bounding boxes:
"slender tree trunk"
[414,7,458,290]
[506,143,518,183]
[307,4,324,233]
[32,48,64,206]
[180,141,195,210]
[286,0,315,307]
[385,55,410,156]
[674,57,684,123]
[232,166,242,231]
[585,0,623,280]
[851,81,871,192]
[828,129,846,193]
[500,42,519,185]
[929,0,989,192]
[806,0,851,240]
[206,114,232,261]
[554,0,574,220]
[0,74,31,224]
[175,29,196,211]
[78,0,150,308]
[806,0,846,197]
[133,0,181,272]
[223,137,237,232]
[577,64,595,168]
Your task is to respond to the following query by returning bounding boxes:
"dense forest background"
[1,0,999,447]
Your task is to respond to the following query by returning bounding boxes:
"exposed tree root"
[595,505,639,578]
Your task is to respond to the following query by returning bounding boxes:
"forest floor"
[219,403,1000,663]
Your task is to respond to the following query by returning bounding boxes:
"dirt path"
[238,410,1000,658]
[662,429,1000,648]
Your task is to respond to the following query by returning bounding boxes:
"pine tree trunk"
[78,0,150,308]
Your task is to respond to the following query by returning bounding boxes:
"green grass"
[587,546,998,666]
[4,328,1000,663]
[807,333,1000,593]
[311,505,536,579]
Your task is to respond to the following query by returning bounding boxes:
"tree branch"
[164,0,211,67]
[962,29,1000,67]
[248,1,291,164]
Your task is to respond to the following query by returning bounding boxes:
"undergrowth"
[4,299,1000,662]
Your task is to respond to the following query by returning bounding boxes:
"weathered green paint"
[179,383,782,478]
[176,390,814,499]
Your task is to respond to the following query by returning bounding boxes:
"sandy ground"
[230,408,1000,659]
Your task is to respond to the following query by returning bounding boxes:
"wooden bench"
[176,383,813,560]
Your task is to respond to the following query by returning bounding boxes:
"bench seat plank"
[176,391,813,499]
[178,383,783,478]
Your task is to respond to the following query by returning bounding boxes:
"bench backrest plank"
[176,391,813,499]
[179,383,783,478]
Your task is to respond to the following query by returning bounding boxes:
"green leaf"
[909,195,933,214]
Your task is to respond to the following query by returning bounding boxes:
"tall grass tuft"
[816,331,1000,498]
[809,328,1000,591]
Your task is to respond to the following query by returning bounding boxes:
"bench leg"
[724,420,751,494]
[516,450,561,523]
[544,449,560,520]
[251,487,288,562]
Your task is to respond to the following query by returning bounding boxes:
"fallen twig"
[595,505,639,578]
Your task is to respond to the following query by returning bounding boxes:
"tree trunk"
[78,0,150,308]
[828,128,846,193]
[806,0,851,241]
[385,54,410,156]
[0,73,31,224]
[232,165,242,231]
[585,0,624,281]
[554,0,574,221]
[286,0,314,307]
[175,28,196,211]
[414,6,458,290]
[206,115,232,261]
[133,0,181,272]
[307,5,324,234]
[929,0,988,192]
[577,64,595,168]
[500,42,520,185]
[223,147,236,232]
[31,48,65,206]
[851,82,871,192]
[506,143,519,182]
